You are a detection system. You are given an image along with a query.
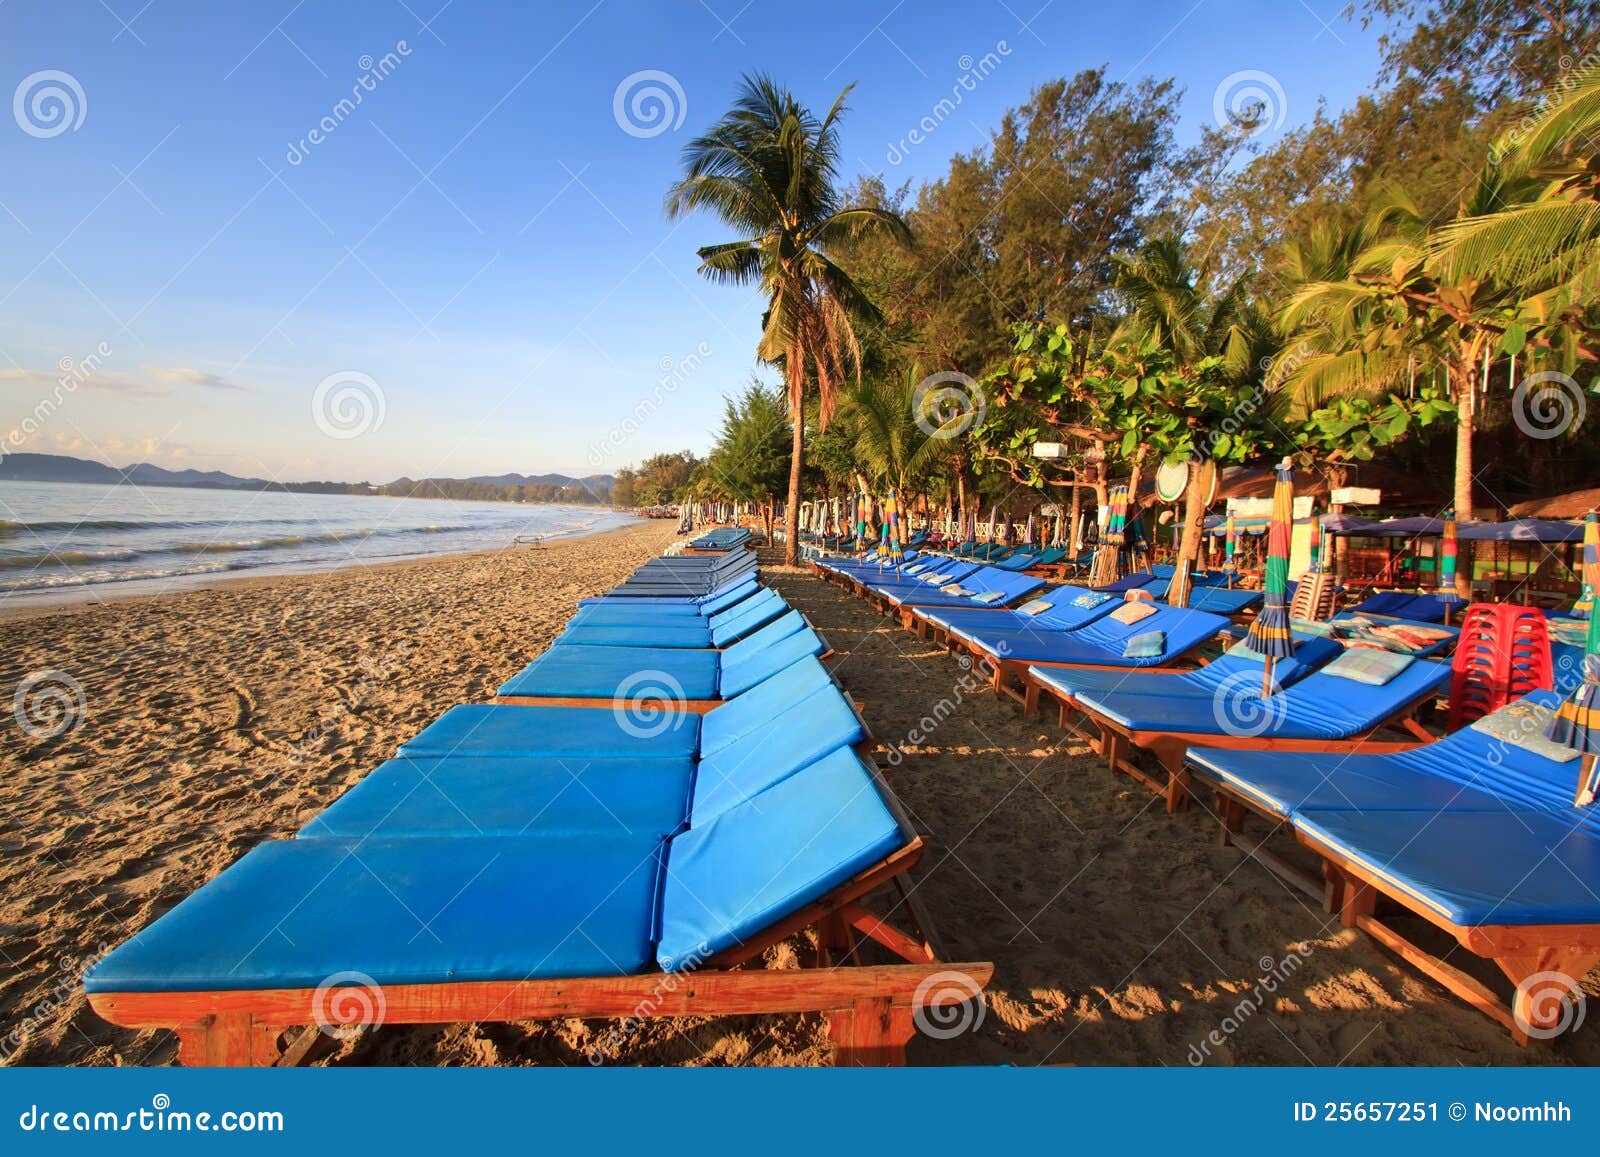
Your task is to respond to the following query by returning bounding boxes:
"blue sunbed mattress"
[917,588,1120,637]
[302,755,696,839]
[572,578,759,621]
[1186,691,1581,819]
[963,603,1228,666]
[400,702,701,759]
[1094,572,1159,594]
[1073,657,1449,739]
[1293,808,1600,925]
[85,834,664,992]
[1029,635,1343,704]
[498,645,721,700]
[657,746,904,969]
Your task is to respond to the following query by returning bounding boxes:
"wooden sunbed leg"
[1023,680,1040,717]
[1339,879,1376,928]
[1216,794,1245,846]
[1322,863,1343,915]
[1156,745,1189,813]
[817,912,852,967]
[1496,951,1600,1047]
[175,1013,280,1066]
[828,996,915,1066]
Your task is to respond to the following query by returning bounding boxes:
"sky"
[0,0,1389,484]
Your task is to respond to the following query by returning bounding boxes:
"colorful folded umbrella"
[1243,458,1297,692]
[1436,508,1465,609]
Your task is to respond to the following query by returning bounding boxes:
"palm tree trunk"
[1175,459,1216,581]
[784,410,804,566]
[956,471,969,541]
[1067,476,1082,552]
[1453,343,1480,524]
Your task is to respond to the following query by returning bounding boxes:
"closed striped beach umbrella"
[1222,512,1238,587]
[1244,458,1297,693]
[1436,508,1466,612]
[887,489,904,564]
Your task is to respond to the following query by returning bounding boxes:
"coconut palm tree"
[665,74,911,565]
[1428,65,1600,361]
[836,369,951,497]
[1276,189,1516,522]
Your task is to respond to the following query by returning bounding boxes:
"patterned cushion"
[1473,696,1580,763]
[1123,630,1167,659]
[1110,602,1156,625]
[1018,599,1054,616]
[1321,647,1414,686]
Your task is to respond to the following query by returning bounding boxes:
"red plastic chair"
[1446,603,1554,730]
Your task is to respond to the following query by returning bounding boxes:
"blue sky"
[0,0,1386,483]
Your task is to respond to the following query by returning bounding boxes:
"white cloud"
[142,365,247,391]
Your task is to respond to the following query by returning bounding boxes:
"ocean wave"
[0,548,140,570]
[0,560,239,593]
[0,517,275,536]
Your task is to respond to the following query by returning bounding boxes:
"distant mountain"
[0,452,613,505]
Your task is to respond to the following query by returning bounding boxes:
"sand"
[2,531,1594,1066]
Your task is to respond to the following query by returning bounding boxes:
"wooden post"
[827,996,915,1066]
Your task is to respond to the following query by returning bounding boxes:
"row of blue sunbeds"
[86,547,990,1066]
[812,545,1599,1042]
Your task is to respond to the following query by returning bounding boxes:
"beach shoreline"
[6,534,1596,1066]
[0,518,646,624]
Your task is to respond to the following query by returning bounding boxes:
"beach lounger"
[1168,584,1267,616]
[1184,693,1600,1042]
[1026,634,1342,717]
[1037,650,1451,810]
[554,587,789,649]
[870,566,1046,628]
[496,610,828,709]
[403,656,864,762]
[1092,571,1159,595]
[1348,591,1451,623]
[909,586,1121,646]
[1326,612,1459,658]
[847,561,982,603]
[572,577,762,621]
[944,602,1231,701]
[87,743,990,1066]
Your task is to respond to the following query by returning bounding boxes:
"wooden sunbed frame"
[88,765,992,1067]
[1191,779,1600,1046]
[1307,832,1600,1046]
[1031,680,1440,813]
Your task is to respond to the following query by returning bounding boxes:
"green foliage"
[697,382,791,503]
[1291,386,1456,466]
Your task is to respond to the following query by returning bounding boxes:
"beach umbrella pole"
[1576,755,1598,807]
